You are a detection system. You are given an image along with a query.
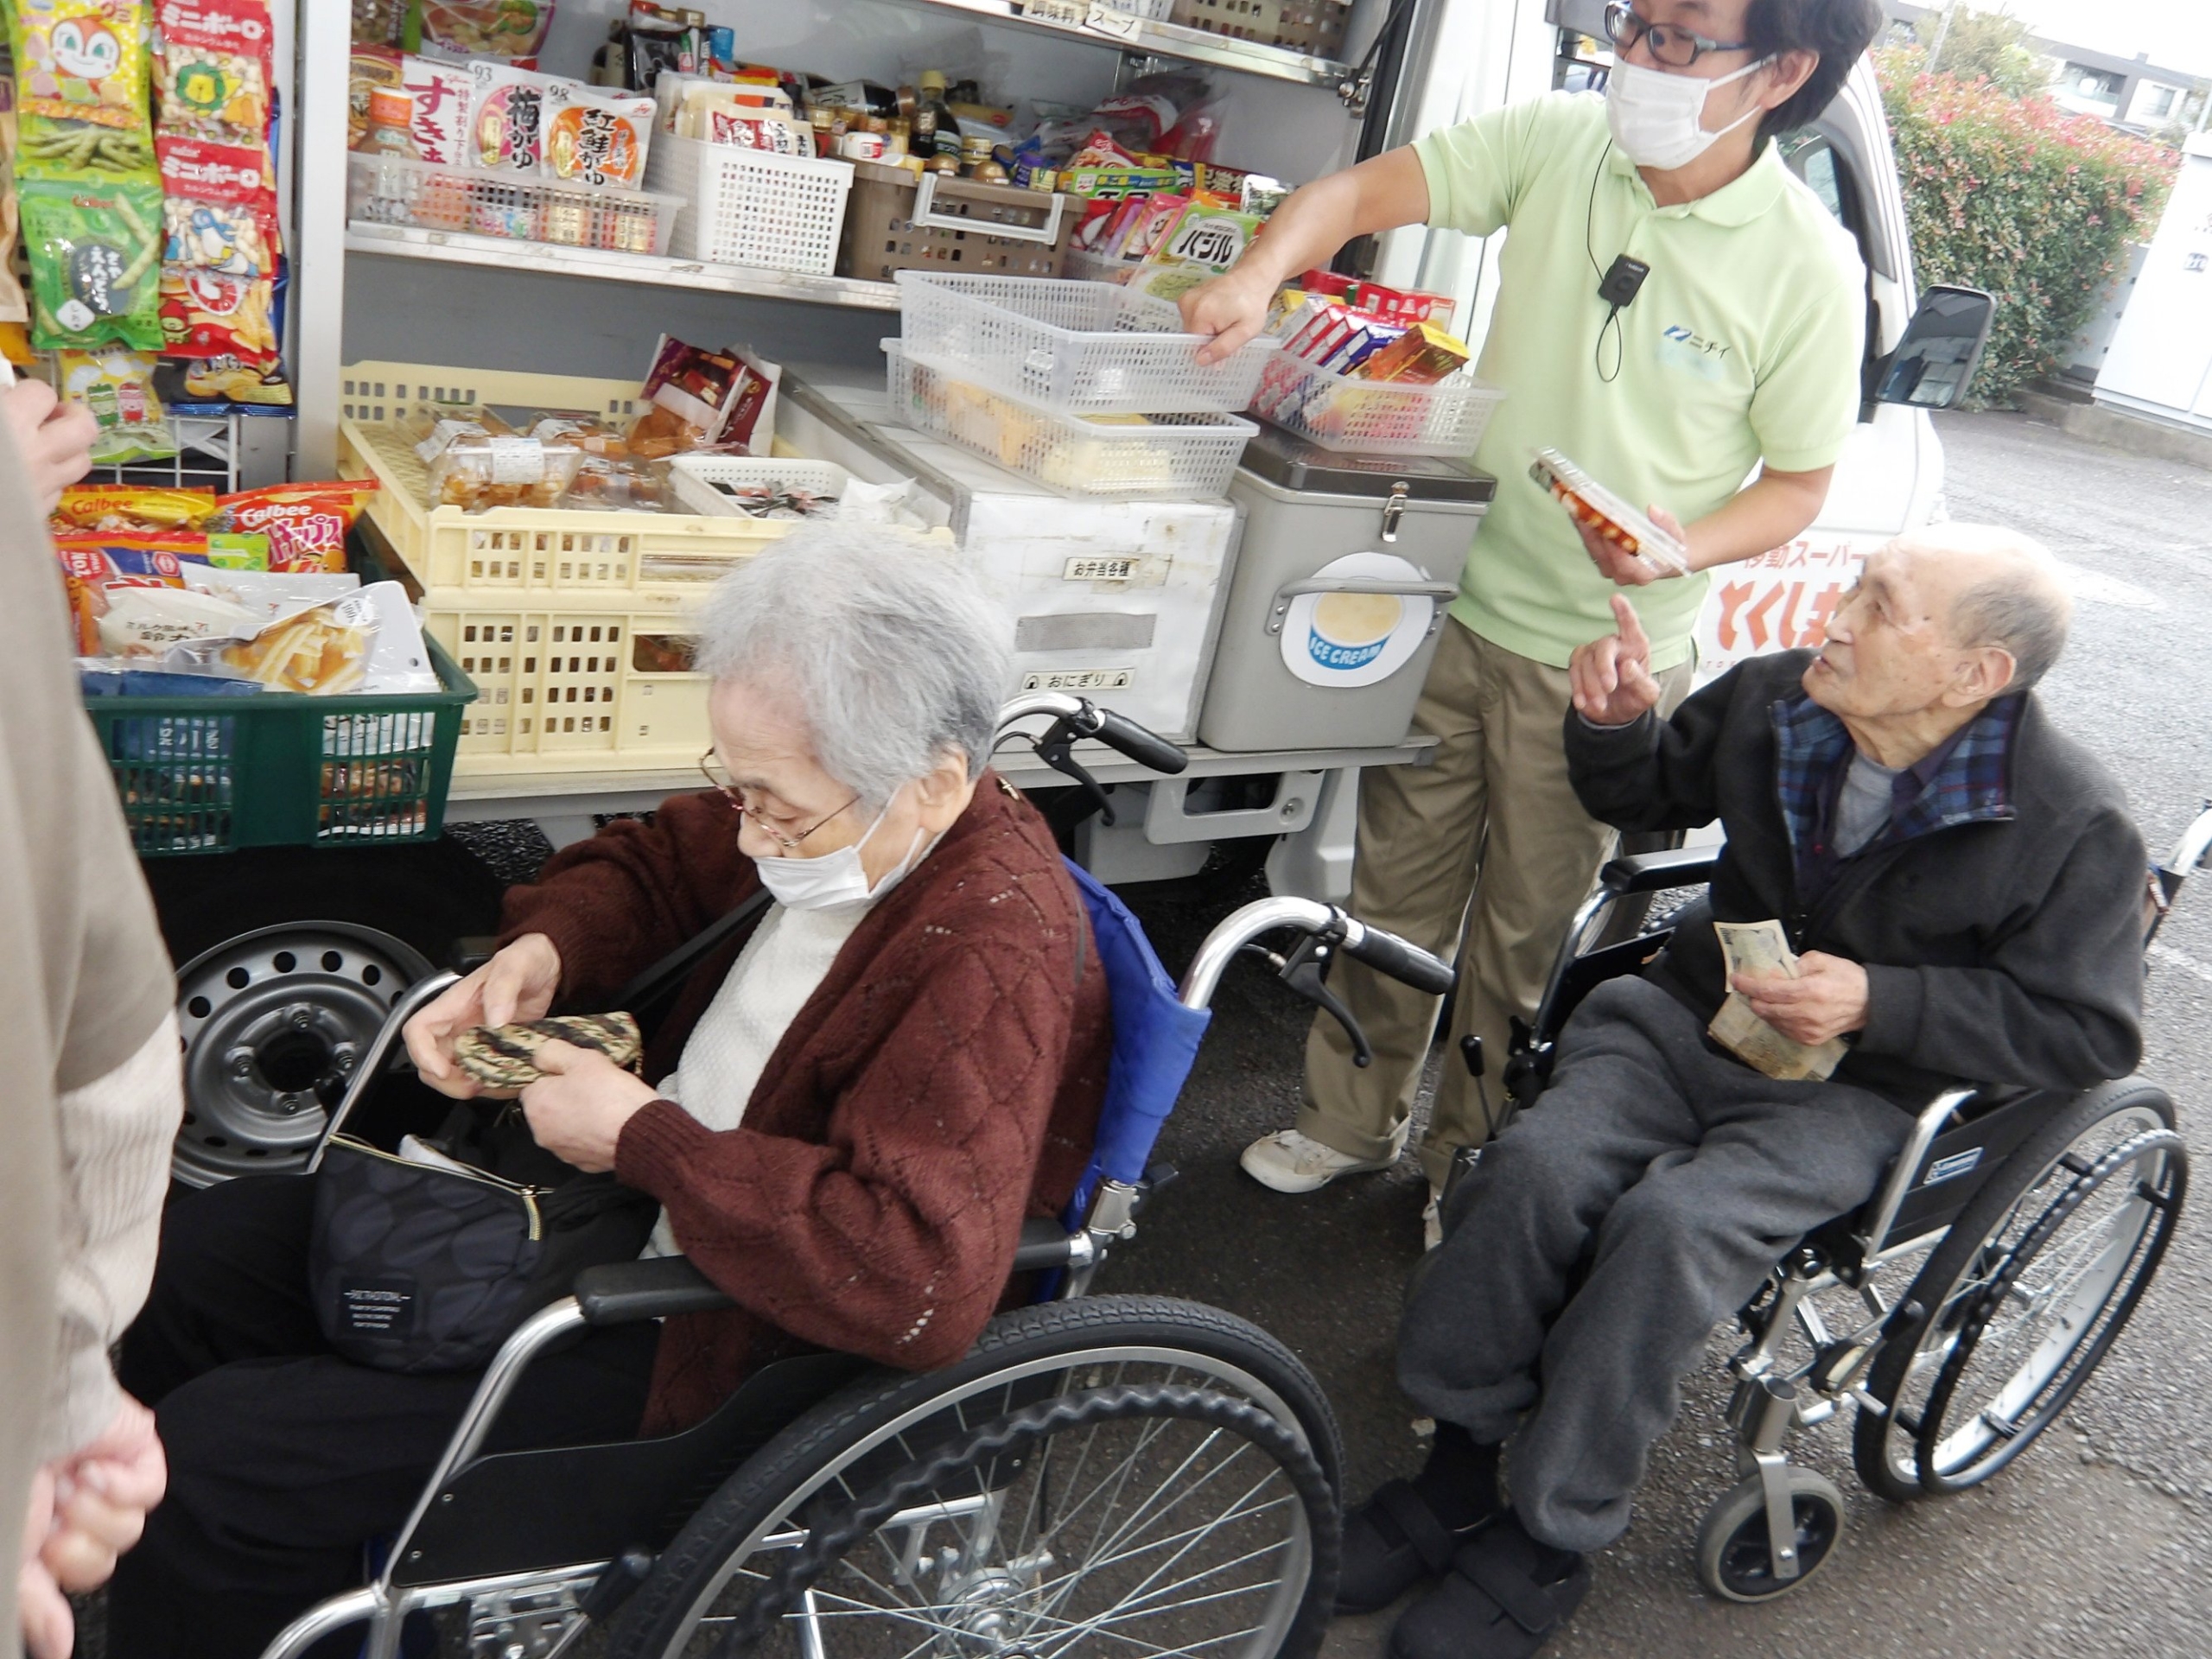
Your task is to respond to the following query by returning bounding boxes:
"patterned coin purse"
[452,1012,644,1089]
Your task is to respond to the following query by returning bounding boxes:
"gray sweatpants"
[1397,976,1910,1554]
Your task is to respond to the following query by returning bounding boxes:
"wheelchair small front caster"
[1694,1467,1846,1602]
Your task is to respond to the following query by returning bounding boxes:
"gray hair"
[692,525,1012,808]
[1909,523,2072,693]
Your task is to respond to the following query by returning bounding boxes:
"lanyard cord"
[1585,140,1626,384]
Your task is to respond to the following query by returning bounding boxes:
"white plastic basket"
[894,272,1276,416]
[664,456,852,517]
[346,153,679,255]
[1249,353,1507,457]
[887,341,1253,500]
[643,129,855,275]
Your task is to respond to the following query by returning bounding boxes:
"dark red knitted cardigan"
[499,776,1110,1434]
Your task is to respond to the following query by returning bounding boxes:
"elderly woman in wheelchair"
[1339,524,2185,1659]
[111,527,1458,1659]
[109,531,1121,1656]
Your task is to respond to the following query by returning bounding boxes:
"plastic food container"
[664,456,851,518]
[345,153,680,255]
[1249,352,1506,457]
[887,341,1255,500]
[894,272,1276,415]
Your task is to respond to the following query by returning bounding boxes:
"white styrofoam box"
[642,129,855,274]
[665,456,851,517]
[895,271,1277,415]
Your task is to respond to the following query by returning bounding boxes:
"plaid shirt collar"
[1771,691,2023,874]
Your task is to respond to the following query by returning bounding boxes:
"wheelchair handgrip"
[1341,920,1455,995]
[1090,708,1189,776]
[573,1256,736,1325]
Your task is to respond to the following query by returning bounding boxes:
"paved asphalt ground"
[1103,410,2212,1659]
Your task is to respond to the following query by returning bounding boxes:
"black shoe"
[1388,1511,1588,1659]
[1335,1428,1503,1614]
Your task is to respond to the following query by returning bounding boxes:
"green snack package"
[21,176,163,350]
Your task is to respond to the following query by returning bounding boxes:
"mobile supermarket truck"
[50,0,1986,1179]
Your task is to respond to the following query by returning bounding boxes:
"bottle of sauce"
[918,70,963,163]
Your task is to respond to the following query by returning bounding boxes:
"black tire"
[607,1294,1344,1659]
[1853,1080,2185,1502]
[1693,1468,1846,1603]
[149,841,505,1185]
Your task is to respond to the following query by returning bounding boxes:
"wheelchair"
[1490,806,2207,1606]
[253,692,1457,1659]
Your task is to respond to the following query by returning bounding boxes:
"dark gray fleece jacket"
[1565,651,2145,1107]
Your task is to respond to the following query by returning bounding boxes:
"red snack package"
[157,135,280,266]
[158,267,278,363]
[210,481,378,572]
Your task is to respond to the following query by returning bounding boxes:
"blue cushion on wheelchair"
[1062,859,1212,1225]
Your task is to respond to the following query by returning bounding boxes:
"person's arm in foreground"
[1562,594,1742,834]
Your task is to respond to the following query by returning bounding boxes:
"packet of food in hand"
[1528,448,1689,578]
[453,1013,645,1090]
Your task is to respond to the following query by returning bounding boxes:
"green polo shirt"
[1413,92,1866,670]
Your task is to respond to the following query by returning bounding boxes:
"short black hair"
[1745,0,1884,140]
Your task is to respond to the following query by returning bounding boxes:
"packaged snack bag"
[1143,203,1262,273]
[54,483,219,534]
[55,346,175,462]
[181,355,290,404]
[14,0,152,130]
[210,481,378,571]
[544,82,652,186]
[0,89,28,327]
[156,134,277,274]
[469,61,563,174]
[626,334,744,457]
[154,0,275,143]
[1353,319,1471,385]
[21,177,164,349]
[410,0,556,68]
[156,264,275,359]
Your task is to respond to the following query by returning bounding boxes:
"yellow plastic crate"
[336,359,796,598]
[423,601,710,776]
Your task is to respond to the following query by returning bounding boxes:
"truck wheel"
[147,842,504,1185]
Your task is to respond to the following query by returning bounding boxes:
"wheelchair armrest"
[574,1256,736,1325]
[1012,1216,1081,1274]
[1600,847,1720,895]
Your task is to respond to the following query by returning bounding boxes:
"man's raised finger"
[1611,593,1650,652]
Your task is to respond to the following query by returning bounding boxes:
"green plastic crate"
[84,639,478,856]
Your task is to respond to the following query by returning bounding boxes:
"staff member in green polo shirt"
[1184,0,1884,1243]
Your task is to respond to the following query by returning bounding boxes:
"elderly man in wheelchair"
[1338,523,2183,1659]
[109,526,1455,1659]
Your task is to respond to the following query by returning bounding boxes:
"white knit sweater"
[643,903,867,1257]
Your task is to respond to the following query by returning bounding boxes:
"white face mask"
[1605,55,1772,172]
[753,790,927,912]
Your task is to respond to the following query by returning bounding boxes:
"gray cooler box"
[1201,424,1494,753]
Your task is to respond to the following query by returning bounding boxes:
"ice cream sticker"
[1279,551,1437,690]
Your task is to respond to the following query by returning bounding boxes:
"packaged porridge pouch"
[468,60,563,175]
[543,82,652,187]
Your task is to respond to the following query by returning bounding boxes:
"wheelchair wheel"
[1852,1080,2186,1503]
[609,1294,1343,1659]
[1693,1467,1846,1603]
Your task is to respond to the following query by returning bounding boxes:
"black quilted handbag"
[308,1111,659,1374]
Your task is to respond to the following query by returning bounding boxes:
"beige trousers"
[1298,616,1694,1187]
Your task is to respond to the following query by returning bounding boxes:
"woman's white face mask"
[753,787,928,912]
[1606,54,1773,171]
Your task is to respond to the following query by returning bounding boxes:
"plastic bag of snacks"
[157,264,276,359]
[157,135,279,275]
[12,0,153,130]
[54,482,219,534]
[0,91,27,328]
[208,481,378,571]
[55,347,176,463]
[20,176,164,349]
[153,0,273,144]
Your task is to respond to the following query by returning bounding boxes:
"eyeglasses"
[698,748,859,852]
[1601,1,1752,67]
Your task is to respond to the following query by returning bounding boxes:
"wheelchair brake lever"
[1278,933,1373,1068]
[1034,716,1117,827]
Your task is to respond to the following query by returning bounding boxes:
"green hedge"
[1877,48,2177,405]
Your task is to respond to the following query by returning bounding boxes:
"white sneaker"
[1239,1128,1399,1194]
[1422,1182,1445,1252]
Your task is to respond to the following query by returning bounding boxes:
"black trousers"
[110,1174,659,1659]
